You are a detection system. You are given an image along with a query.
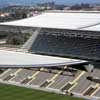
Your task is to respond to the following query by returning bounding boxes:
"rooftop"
[0,12,100,31]
[0,50,88,68]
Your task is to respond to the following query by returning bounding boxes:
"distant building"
[92,5,100,11]
[0,12,10,17]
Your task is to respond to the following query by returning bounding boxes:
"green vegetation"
[6,33,31,45]
[0,84,84,100]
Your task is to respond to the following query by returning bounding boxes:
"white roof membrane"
[0,13,100,31]
[0,50,88,68]
[81,24,100,31]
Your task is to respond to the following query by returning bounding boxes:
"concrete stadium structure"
[0,12,100,61]
[0,12,100,100]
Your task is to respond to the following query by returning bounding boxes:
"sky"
[0,0,100,6]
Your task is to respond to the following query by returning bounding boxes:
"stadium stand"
[94,88,100,97]
[0,67,100,100]
[0,12,100,100]
[0,69,18,81]
[10,69,35,83]
[29,71,54,86]
[31,30,100,61]
[71,73,96,94]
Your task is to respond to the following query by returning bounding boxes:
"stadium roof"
[0,12,100,31]
[0,50,88,68]
[81,24,100,31]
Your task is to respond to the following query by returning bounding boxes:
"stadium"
[0,12,100,100]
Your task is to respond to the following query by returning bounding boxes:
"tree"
[6,32,31,45]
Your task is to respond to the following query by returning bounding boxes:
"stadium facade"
[0,12,100,100]
[0,12,100,61]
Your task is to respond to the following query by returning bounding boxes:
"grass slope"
[0,84,84,100]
